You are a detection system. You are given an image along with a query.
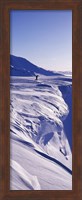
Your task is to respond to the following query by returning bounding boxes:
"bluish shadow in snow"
[58,78,72,82]
[18,139,34,148]
[43,132,54,145]
[59,85,72,150]
[35,150,72,175]
[37,83,52,88]
[19,177,34,190]
[11,133,34,148]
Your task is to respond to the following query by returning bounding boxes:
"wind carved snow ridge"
[35,150,72,175]
[10,60,72,190]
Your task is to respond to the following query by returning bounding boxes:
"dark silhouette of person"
[35,75,39,80]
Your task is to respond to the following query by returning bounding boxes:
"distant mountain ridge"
[10,55,62,77]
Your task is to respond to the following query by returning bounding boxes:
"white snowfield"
[10,74,72,190]
[10,160,41,190]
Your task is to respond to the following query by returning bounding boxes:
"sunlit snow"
[10,73,72,190]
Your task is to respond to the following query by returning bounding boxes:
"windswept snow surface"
[10,74,72,190]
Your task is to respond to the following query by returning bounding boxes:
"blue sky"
[10,10,72,71]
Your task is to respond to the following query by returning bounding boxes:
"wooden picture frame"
[0,0,82,199]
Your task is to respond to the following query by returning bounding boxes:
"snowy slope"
[10,55,64,77]
[10,73,72,190]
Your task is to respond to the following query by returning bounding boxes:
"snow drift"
[10,57,72,190]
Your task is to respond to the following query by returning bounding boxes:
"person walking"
[35,75,39,80]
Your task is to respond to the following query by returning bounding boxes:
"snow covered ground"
[10,74,72,190]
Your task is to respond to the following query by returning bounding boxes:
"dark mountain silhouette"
[10,55,62,77]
